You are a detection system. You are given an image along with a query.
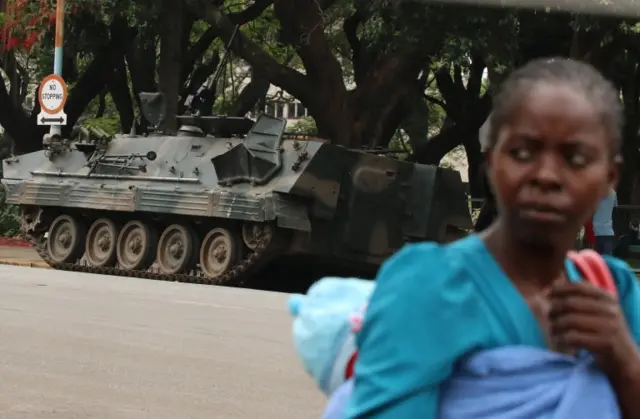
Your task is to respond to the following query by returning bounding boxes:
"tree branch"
[0,75,38,153]
[409,123,466,165]
[273,0,345,90]
[227,0,274,24]
[107,54,135,133]
[466,54,486,97]
[16,59,29,104]
[95,90,106,118]
[182,27,220,82]
[183,0,313,102]
[178,53,220,112]
[453,65,464,92]
[348,50,426,148]
[231,70,270,117]
[424,94,447,110]
[159,0,185,133]
[343,9,367,83]
[434,65,461,118]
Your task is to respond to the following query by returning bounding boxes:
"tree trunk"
[178,54,220,113]
[231,69,270,117]
[185,0,438,150]
[158,0,185,134]
[59,18,138,138]
[348,52,425,148]
[107,55,135,134]
[95,91,106,118]
[125,26,157,131]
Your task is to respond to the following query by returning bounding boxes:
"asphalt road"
[0,265,324,419]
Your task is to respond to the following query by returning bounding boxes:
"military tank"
[0,92,473,286]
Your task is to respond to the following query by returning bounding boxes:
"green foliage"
[79,90,123,136]
[468,197,481,225]
[4,0,638,175]
[241,6,299,66]
[385,133,410,161]
[0,191,20,237]
[426,96,446,133]
[0,161,20,237]
[82,117,121,136]
[287,117,318,135]
[440,145,465,169]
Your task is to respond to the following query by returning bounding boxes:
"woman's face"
[487,81,619,249]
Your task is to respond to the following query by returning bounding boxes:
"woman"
[345,58,640,418]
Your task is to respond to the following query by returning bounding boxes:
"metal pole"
[49,0,64,136]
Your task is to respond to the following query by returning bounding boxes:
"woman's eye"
[509,147,532,161]
[567,152,588,168]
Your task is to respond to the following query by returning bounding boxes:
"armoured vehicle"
[0,92,473,286]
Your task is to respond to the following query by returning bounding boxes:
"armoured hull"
[1,114,473,285]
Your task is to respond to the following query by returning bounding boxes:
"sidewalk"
[0,240,50,268]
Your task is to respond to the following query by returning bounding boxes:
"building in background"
[243,84,310,128]
[248,97,309,121]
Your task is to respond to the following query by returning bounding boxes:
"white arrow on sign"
[37,112,68,126]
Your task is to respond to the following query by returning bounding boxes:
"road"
[0,265,325,419]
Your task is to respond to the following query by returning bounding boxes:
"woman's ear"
[485,148,494,171]
[484,148,498,194]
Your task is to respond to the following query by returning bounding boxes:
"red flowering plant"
[1,0,83,54]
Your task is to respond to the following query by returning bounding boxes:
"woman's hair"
[487,57,624,155]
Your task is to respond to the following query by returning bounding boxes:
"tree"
[3,0,640,204]
[1,0,138,153]
[0,0,275,152]
[185,0,443,148]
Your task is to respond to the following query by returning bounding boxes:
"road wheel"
[85,218,120,268]
[199,227,243,278]
[156,224,199,274]
[116,220,157,271]
[46,214,86,264]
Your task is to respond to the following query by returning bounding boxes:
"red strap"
[345,352,357,380]
[584,220,596,246]
[567,249,617,297]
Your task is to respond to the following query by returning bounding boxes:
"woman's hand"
[549,281,640,381]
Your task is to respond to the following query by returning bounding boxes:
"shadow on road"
[244,256,378,294]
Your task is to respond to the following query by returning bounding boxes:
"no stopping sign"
[39,74,68,114]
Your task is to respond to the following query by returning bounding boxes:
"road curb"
[0,259,50,269]
[0,251,637,278]
[0,237,32,247]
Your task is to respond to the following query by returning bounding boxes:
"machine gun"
[184,25,240,116]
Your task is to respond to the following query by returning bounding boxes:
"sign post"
[37,74,68,126]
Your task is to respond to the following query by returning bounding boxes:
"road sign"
[39,115,67,124]
[37,74,67,126]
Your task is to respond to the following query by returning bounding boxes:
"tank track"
[20,208,278,287]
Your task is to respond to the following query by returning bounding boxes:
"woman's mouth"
[518,205,568,224]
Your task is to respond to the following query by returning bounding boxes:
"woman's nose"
[531,153,563,190]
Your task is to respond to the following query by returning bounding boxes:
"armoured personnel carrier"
[0,93,473,286]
